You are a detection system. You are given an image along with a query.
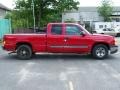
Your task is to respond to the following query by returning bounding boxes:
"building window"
[99,25,103,29]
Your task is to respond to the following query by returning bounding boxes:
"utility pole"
[32,0,36,33]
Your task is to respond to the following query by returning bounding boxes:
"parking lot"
[0,38,120,90]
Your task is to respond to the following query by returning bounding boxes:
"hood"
[92,34,114,38]
[89,34,114,41]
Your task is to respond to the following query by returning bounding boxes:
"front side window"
[66,25,82,35]
[51,25,62,35]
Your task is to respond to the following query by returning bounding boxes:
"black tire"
[92,44,108,59]
[16,45,32,60]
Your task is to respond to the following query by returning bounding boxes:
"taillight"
[3,41,6,45]
[2,36,6,46]
[2,40,5,46]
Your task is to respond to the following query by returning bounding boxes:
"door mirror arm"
[81,31,86,36]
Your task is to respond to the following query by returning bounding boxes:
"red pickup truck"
[2,23,118,59]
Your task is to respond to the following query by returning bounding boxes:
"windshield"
[79,25,91,35]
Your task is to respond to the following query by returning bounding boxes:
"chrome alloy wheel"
[96,47,106,58]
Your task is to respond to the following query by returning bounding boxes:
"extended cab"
[2,23,118,59]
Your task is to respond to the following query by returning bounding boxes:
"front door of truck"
[63,25,89,53]
[47,24,65,53]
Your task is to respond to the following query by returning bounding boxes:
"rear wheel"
[92,44,109,59]
[16,45,32,60]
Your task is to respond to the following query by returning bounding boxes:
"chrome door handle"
[64,37,69,42]
[64,39,67,42]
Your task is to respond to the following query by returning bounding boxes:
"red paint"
[2,23,116,54]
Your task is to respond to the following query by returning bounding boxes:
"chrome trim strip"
[50,46,63,48]
[50,45,88,48]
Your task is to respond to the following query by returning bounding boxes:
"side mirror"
[81,31,86,36]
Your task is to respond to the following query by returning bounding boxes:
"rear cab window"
[51,24,63,35]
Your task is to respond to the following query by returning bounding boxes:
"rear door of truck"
[47,23,65,53]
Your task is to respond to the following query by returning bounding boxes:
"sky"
[0,0,120,9]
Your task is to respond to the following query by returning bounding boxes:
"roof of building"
[66,6,120,13]
[0,3,10,11]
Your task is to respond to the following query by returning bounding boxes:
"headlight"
[115,38,118,45]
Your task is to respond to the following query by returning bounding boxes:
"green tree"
[98,0,113,21]
[9,0,79,28]
[5,10,33,29]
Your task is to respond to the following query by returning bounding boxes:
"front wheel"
[16,45,32,60]
[92,44,109,59]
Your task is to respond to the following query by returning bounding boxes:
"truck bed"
[3,33,47,52]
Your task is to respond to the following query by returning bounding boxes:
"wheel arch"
[16,42,33,50]
[91,42,110,53]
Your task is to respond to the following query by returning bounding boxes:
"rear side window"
[51,25,62,35]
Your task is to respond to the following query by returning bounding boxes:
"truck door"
[63,24,89,53]
[47,24,65,53]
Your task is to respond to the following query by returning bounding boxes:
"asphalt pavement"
[0,40,120,90]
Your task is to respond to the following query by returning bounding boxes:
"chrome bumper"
[110,45,118,54]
